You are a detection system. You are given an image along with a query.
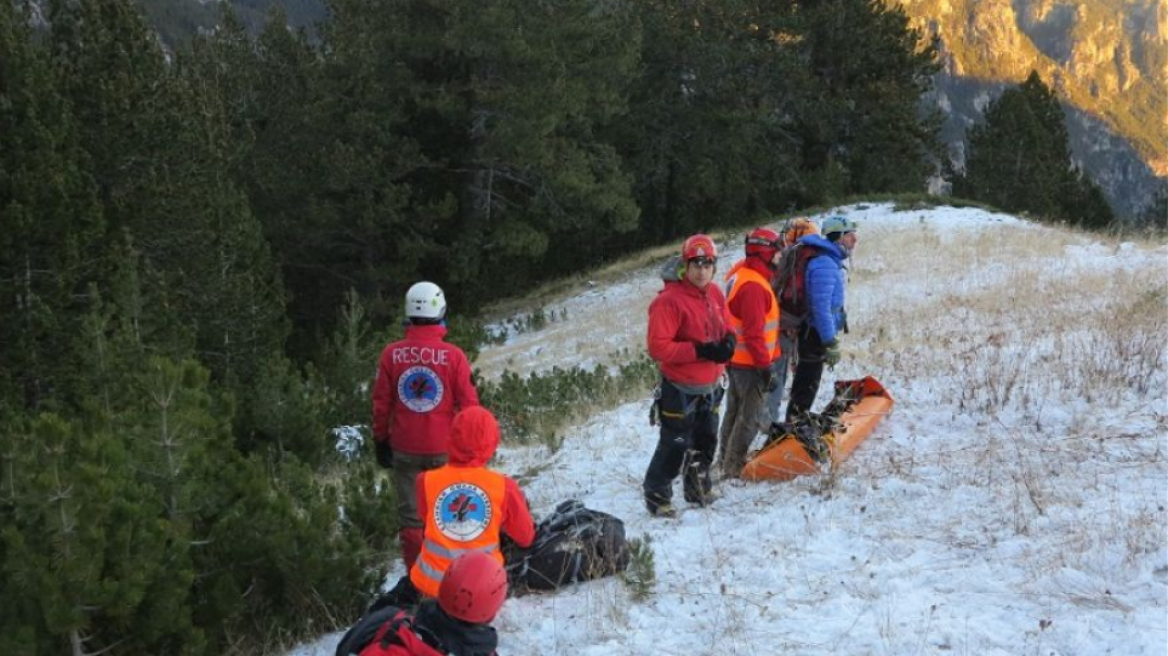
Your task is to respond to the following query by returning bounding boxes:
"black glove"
[694,334,735,364]
[722,333,737,357]
[757,367,777,392]
[375,441,394,469]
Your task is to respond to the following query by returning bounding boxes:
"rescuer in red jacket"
[372,282,480,569]
[643,234,736,518]
[717,227,782,477]
[336,551,507,656]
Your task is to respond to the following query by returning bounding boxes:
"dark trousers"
[643,379,722,511]
[786,325,827,422]
[392,450,447,569]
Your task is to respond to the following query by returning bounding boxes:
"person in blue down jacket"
[784,216,859,422]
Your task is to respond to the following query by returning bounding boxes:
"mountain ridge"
[893,0,1166,218]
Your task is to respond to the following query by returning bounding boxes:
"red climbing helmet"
[745,227,781,261]
[681,234,718,262]
[438,551,508,624]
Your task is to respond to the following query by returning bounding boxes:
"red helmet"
[438,552,508,624]
[681,234,717,262]
[745,227,781,261]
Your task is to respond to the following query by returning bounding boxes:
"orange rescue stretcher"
[741,376,894,482]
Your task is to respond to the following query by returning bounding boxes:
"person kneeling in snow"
[336,551,507,656]
[403,406,535,602]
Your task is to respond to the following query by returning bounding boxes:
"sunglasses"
[688,257,717,268]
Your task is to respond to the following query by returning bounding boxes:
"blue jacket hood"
[799,234,847,262]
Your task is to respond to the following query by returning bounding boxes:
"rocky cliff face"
[895,0,1167,219]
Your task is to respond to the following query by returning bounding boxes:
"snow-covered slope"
[289,203,1167,656]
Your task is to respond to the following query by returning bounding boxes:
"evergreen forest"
[0,0,1129,654]
[954,70,1115,230]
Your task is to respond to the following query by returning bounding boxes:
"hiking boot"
[685,487,721,507]
[649,503,676,518]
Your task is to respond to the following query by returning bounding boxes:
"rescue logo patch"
[397,366,444,413]
[433,483,492,541]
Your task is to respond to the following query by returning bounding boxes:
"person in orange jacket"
[407,406,535,600]
[644,234,735,517]
[717,227,782,478]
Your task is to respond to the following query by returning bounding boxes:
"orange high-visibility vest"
[410,466,507,598]
[725,265,780,367]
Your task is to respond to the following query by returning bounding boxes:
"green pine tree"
[50,0,289,392]
[259,0,428,335]
[48,0,168,227]
[188,5,341,358]
[324,0,641,305]
[791,0,941,198]
[615,0,804,245]
[0,412,178,656]
[1064,166,1116,229]
[957,70,1114,227]
[1139,181,1167,230]
[0,0,105,409]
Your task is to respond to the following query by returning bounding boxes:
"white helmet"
[405,281,447,320]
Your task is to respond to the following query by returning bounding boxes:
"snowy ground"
[289,203,1167,656]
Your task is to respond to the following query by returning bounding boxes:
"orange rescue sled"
[741,376,894,482]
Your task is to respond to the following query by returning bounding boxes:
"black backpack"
[504,500,631,594]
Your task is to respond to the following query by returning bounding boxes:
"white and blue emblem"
[434,482,493,541]
[397,366,444,413]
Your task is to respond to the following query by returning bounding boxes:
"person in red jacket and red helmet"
[643,234,736,518]
[717,227,782,478]
[373,282,481,570]
[337,551,508,656]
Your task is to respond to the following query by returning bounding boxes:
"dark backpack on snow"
[503,500,630,594]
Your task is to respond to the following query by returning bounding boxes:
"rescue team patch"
[397,366,444,413]
[434,483,493,541]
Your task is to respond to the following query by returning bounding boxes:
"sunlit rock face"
[892,0,1167,218]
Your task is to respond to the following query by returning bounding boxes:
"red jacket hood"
[723,256,774,284]
[448,406,500,467]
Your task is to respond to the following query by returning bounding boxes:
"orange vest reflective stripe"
[725,265,780,366]
[410,466,507,598]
